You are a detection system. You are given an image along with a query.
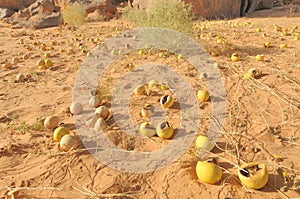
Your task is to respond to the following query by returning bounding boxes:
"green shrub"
[123,0,194,35]
[61,3,88,26]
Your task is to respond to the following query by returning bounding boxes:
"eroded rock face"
[0,8,16,18]
[54,0,117,19]
[241,0,275,16]
[259,0,274,9]
[0,0,25,10]
[130,0,241,19]
[2,0,117,29]
[86,9,106,22]
[85,0,117,16]
[53,0,116,13]
[31,12,61,29]
[29,0,56,14]
[24,0,38,7]
[130,0,278,18]
[184,0,241,19]
[4,0,61,28]
[131,0,153,9]
[0,0,37,10]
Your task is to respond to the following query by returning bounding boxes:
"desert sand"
[0,5,300,199]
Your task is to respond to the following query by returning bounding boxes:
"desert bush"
[123,0,194,35]
[61,3,88,26]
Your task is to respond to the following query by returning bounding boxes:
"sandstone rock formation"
[54,0,116,20]
[30,12,61,29]
[292,0,300,4]
[0,0,36,10]
[0,0,26,10]
[0,8,16,18]
[130,0,278,18]
[130,0,241,18]
[3,0,62,28]
[241,0,276,16]
[0,0,117,28]
[131,0,152,10]
[30,0,56,14]
[184,0,241,19]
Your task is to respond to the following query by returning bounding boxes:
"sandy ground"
[0,4,300,199]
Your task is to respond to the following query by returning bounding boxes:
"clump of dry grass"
[123,0,194,35]
[61,3,88,26]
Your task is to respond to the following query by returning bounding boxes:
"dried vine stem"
[67,154,143,199]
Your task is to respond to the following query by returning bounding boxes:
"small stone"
[25,73,32,79]
[280,186,288,192]
[16,74,25,82]
[275,135,282,139]
[199,72,208,79]
[31,12,61,29]
[252,147,258,153]
[22,54,30,59]
[0,8,15,18]
[11,57,20,64]
[2,63,13,69]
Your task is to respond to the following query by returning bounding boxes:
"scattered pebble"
[15,73,25,82]
[12,57,20,64]
[199,72,208,79]
[2,62,13,69]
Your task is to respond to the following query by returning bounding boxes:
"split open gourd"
[264,42,270,48]
[238,162,268,189]
[243,68,262,79]
[141,104,154,118]
[231,53,240,62]
[156,121,174,139]
[196,159,222,184]
[160,95,174,109]
[134,85,146,96]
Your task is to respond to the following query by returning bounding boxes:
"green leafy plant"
[123,0,194,35]
[32,116,44,131]
[5,117,17,129]
[61,3,88,26]
[16,121,29,133]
